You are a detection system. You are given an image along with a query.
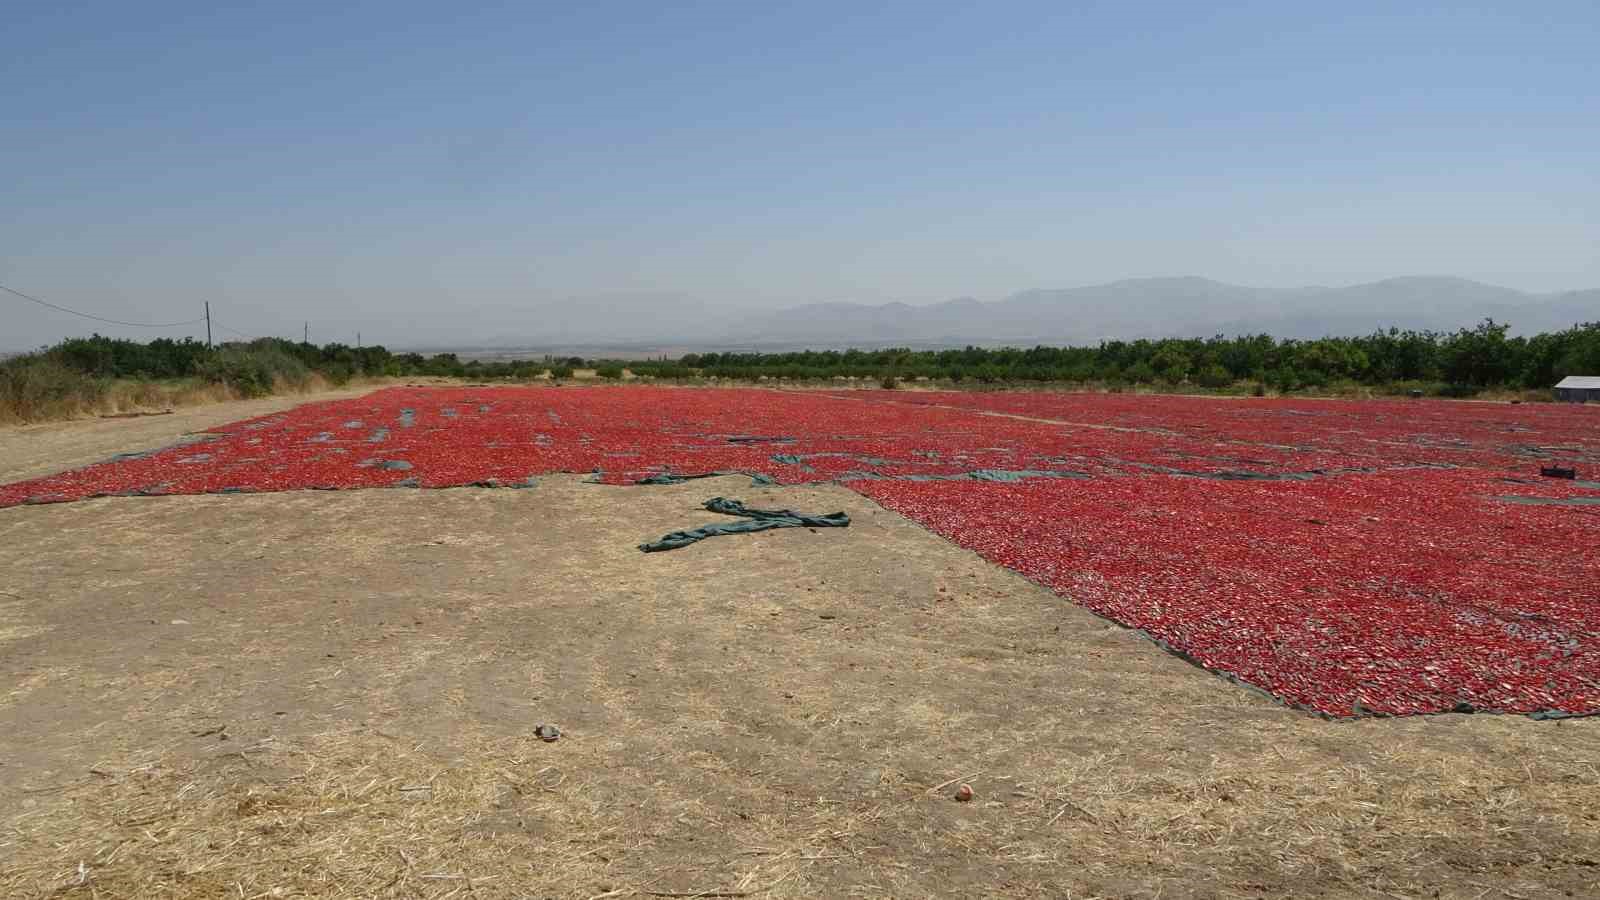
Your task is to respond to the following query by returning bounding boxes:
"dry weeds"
[6,721,1597,899]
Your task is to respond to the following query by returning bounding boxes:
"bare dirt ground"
[1,394,1597,899]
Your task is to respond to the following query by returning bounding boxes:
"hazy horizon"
[6,2,1598,349]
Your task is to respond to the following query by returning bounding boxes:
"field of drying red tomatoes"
[4,385,1596,718]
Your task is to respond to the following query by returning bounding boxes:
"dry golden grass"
[4,726,918,899]
[7,720,1597,899]
[0,374,348,427]
[5,731,620,899]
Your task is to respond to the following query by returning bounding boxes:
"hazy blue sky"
[4,1,1597,347]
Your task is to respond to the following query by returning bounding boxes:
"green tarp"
[640,497,850,553]
[634,471,777,486]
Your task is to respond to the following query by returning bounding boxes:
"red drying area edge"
[856,470,1596,717]
[4,385,1597,718]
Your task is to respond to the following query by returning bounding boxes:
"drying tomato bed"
[857,469,1598,717]
[4,385,1596,718]
[840,389,1600,471]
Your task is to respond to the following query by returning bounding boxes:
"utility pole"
[205,302,212,348]
[356,331,361,349]
[304,321,308,345]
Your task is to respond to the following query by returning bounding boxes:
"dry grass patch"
[3,729,871,899]
[2,472,1598,899]
[7,724,1599,899]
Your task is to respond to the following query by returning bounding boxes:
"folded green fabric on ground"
[639,497,850,552]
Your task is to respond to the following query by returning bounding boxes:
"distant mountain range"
[717,277,1599,347]
[427,277,1598,353]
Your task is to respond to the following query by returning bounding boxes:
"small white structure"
[1554,376,1600,403]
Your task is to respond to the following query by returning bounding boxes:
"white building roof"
[1555,376,1600,389]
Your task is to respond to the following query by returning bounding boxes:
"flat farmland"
[2,385,1598,898]
[6,385,1596,718]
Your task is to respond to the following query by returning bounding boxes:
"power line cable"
[1,282,207,328]
[211,320,253,340]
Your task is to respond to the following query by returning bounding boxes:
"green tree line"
[6,320,1599,419]
[650,320,1600,393]
[4,336,575,390]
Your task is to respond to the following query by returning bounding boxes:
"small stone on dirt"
[534,723,561,742]
[954,784,974,802]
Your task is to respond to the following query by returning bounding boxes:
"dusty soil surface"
[2,396,1597,899]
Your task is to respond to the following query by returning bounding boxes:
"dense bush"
[0,335,584,421]
[197,340,311,397]
[45,335,213,379]
[0,355,106,421]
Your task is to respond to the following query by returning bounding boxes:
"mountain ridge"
[716,276,1597,346]
[440,277,1597,351]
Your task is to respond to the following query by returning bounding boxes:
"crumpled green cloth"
[639,497,850,553]
[635,471,777,486]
